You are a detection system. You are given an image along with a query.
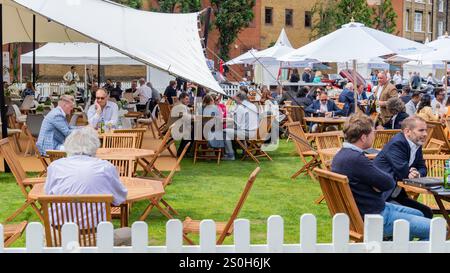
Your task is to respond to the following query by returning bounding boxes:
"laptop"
[403,177,443,189]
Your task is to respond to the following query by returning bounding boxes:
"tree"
[211,0,255,61]
[372,0,397,34]
[154,0,201,13]
[334,0,373,27]
[111,0,142,9]
[310,0,338,40]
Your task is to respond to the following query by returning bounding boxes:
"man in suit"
[382,97,409,130]
[374,116,433,219]
[373,72,398,124]
[305,91,345,117]
[338,83,355,116]
[36,95,75,155]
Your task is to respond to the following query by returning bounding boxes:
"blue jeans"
[380,202,431,240]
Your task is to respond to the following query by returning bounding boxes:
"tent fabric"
[21,43,142,65]
[225,48,258,65]
[278,22,431,63]
[11,0,223,94]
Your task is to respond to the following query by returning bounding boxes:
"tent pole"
[32,14,36,88]
[445,61,448,91]
[97,43,100,86]
[0,4,10,173]
[352,59,358,114]
[84,63,87,101]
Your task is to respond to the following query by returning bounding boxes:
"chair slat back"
[105,158,134,177]
[38,195,113,247]
[123,92,134,103]
[425,121,450,153]
[423,154,450,178]
[313,168,364,241]
[102,133,137,149]
[20,95,35,110]
[315,132,343,150]
[26,114,45,138]
[216,167,260,244]
[0,138,28,196]
[158,102,171,124]
[112,128,146,148]
[372,130,400,149]
[163,142,190,188]
[286,122,313,153]
[146,126,173,168]
[257,115,275,140]
[46,150,67,162]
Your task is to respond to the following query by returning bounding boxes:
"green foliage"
[310,0,338,40]
[156,0,201,13]
[211,0,256,61]
[372,0,397,34]
[334,0,373,27]
[112,0,142,9]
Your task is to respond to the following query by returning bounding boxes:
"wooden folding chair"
[286,122,320,180]
[46,150,67,162]
[425,121,450,153]
[105,158,135,178]
[372,129,401,149]
[19,95,35,115]
[423,138,445,154]
[182,167,260,245]
[102,133,137,149]
[158,102,172,135]
[23,114,44,156]
[38,195,113,247]
[112,128,146,148]
[22,123,49,177]
[193,116,222,164]
[3,221,28,247]
[313,168,364,242]
[138,143,191,221]
[136,104,159,139]
[315,131,343,168]
[0,138,45,223]
[240,115,275,163]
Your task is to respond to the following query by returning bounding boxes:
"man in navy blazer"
[338,83,355,116]
[305,91,345,117]
[374,116,432,218]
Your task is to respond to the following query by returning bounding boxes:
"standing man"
[373,71,398,124]
[133,78,152,111]
[36,95,75,155]
[125,80,138,94]
[393,71,403,90]
[164,80,178,105]
[87,88,119,129]
[63,66,80,85]
[431,87,447,117]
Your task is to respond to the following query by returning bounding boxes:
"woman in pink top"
[212,94,227,128]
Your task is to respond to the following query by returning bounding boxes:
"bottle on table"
[444,160,450,189]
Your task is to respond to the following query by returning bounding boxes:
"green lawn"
[1,140,333,247]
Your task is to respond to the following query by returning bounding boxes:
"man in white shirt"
[405,91,421,116]
[87,88,119,129]
[393,71,403,89]
[431,87,447,116]
[223,91,258,160]
[45,126,130,246]
[63,66,80,84]
[133,78,152,111]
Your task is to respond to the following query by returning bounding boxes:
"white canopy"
[21,43,141,65]
[279,22,431,63]
[240,28,294,65]
[11,0,223,94]
[225,48,258,65]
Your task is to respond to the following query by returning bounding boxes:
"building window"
[414,11,423,32]
[438,21,444,36]
[265,7,273,25]
[285,9,293,27]
[305,11,312,28]
[439,0,444,12]
[405,9,410,31]
[427,12,431,33]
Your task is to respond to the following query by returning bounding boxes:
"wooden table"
[304,117,348,132]
[28,177,165,227]
[96,148,154,160]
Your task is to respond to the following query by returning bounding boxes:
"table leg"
[433,194,450,231]
[120,204,129,227]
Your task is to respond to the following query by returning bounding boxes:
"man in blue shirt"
[87,88,119,129]
[332,114,430,240]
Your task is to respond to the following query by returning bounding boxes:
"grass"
[0,140,333,247]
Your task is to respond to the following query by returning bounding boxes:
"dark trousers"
[388,189,433,219]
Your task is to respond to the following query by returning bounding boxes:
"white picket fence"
[220,84,240,97]
[1,214,449,253]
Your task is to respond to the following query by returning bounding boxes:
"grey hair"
[386,97,405,115]
[235,91,248,101]
[64,126,100,157]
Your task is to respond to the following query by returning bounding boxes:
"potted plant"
[35,104,44,114]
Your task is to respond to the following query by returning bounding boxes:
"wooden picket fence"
[1,214,449,253]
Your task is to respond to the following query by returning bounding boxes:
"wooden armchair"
[193,116,222,164]
[313,168,364,242]
[372,129,400,149]
[112,128,146,148]
[0,138,45,223]
[38,195,113,247]
[239,115,275,164]
[315,131,343,170]
[425,121,450,153]
[285,105,307,131]
[102,133,137,149]
[182,167,260,245]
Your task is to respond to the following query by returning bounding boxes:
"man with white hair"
[338,82,355,116]
[133,77,152,111]
[45,126,130,246]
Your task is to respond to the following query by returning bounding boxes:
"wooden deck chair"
[423,138,445,154]
[3,221,27,247]
[23,114,44,156]
[139,126,176,178]
[286,122,320,180]
[0,138,45,223]
[193,116,222,164]
[112,128,146,148]
[105,158,135,178]
[138,143,191,221]
[372,129,401,149]
[425,121,450,153]
[38,195,113,247]
[46,150,67,162]
[102,133,137,149]
[182,167,260,245]
[23,125,48,176]
[313,168,364,242]
[137,103,159,139]
[285,105,307,132]
[240,115,275,163]
[158,102,171,134]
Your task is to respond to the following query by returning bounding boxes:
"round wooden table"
[28,177,165,227]
[304,117,348,132]
[96,148,154,160]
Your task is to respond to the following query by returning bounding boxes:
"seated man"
[305,91,345,117]
[45,127,130,246]
[381,97,409,130]
[169,92,194,157]
[374,116,433,219]
[36,95,75,155]
[223,91,258,160]
[87,88,119,129]
[332,114,430,240]
[338,83,355,116]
